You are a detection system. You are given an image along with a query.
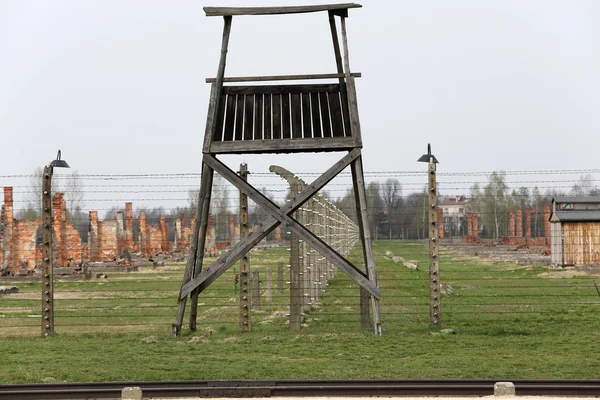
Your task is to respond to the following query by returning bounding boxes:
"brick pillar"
[52,193,66,267]
[509,211,515,237]
[473,213,479,238]
[525,209,532,238]
[437,207,444,239]
[159,216,170,252]
[206,213,215,253]
[116,211,124,255]
[138,212,148,255]
[2,187,14,272]
[467,213,473,237]
[544,204,551,238]
[89,211,99,262]
[516,209,523,237]
[174,215,182,250]
[124,202,133,251]
[275,225,281,242]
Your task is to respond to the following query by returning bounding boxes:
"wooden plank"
[223,84,340,96]
[234,94,244,141]
[264,94,272,140]
[180,217,279,298]
[244,94,254,140]
[291,93,302,139]
[319,92,332,138]
[212,93,227,142]
[210,137,358,154]
[282,93,291,139]
[204,4,362,17]
[328,12,352,139]
[310,92,322,139]
[202,16,233,154]
[329,91,345,137]
[223,94,236,141]
[188,163,214,331]
[351,156,382,334]
[204,153,380,299]
[272,94,281,139]
[346,77,362,145]
[254,94,263,140]
[207,72,361,83]
[301,93,312,138]
[181,150,362,298]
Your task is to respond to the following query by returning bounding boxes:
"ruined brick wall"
[98,220,117,261]
[275,225,281,242]
[467,213,473,237]
[525,209,532,238]
[116,211,125,256]
[0,204,4,269]
[13,220,40,271]
[124,202,134,251]
[174,214,192,252]
[139,212,163,256]
[52,193,81,266]
[147,226,163,255]
[473,213,479,238]
[53,193,66,266]
[89,211,100,262]
[205,214,216,254]
[516,210,523,237]
[544,204,551,238]
[509,211,515,237]
[63,223,82,264]
[2,187,14,272]
[159,216,171,252]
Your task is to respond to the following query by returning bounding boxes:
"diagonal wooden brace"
[204,152,380,299]
[180,148,380,299]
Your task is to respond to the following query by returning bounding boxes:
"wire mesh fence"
[1,168,600,337]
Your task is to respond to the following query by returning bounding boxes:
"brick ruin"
[500,204,551,246]
[462,212,480,244]
[1,187,41,274]
[0,186,274,275]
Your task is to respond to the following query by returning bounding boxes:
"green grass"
[1,240,599,383]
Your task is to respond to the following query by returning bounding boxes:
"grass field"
[1,240,599,383]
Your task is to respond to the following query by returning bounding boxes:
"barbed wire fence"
[1,167,600,337]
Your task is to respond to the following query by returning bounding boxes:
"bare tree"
[571,174,597,197]
[380,178,402,239]
[64,170,85,222]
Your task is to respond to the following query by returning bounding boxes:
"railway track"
[1,379,600,399]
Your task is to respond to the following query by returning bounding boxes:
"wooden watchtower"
[174,3,381,335]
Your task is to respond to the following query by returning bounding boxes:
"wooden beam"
[328,12,352,137]
[180,217,279,298]
[188,163,214,331]
[351,156,382,334]
[202,16,233,154]
[204,4,362,17]
[180,150,362,298]
[207,73,361,83]
[223,84,340,96]
[209,137,359,154]
[204,154,380,298]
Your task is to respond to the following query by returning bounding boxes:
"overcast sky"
[1,0,599,209]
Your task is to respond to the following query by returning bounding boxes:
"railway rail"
[1,379,600,399]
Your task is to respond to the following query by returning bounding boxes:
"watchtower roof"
[204,3,362,17]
